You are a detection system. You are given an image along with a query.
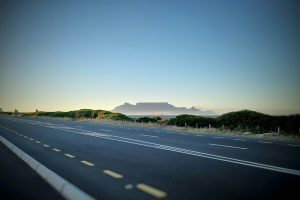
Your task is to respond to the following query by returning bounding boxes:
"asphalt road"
[0,115,300,200]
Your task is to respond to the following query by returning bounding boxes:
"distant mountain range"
[111,102,216,116]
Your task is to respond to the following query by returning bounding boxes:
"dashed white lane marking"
[29,138,34,141]
[100,129,112,132]
[288,144,300,147]
[81,160,95,167]
[139,134,158,138]
[103,170,123,179]
[0,133,97,200]
[195,134,203,137]
[177,133,186,135]
[124,184,134,190]
[52,148,61,152]
[136,183,167,198]
[234,138,246,142]
[43,144,50,148]
[3,118,300,176]
[65,153,75,158]
[35,141,41,144]
[213,136,223,139]
[209,143,248,150]
[258,141,272,144]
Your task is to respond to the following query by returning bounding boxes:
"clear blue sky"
[0,0,299,114]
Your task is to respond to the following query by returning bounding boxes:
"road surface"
[0,115,299,199]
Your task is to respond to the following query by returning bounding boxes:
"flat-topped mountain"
[111,102,215,116]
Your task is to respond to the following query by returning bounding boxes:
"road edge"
[0,135,96,200]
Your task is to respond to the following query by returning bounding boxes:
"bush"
[167,114,217,128]
[136,117,161,123]
[167,110,300,135]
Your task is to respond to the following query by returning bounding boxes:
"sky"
[0,0,299,115]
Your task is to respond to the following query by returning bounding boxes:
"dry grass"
[77,118,300,141]
[33,116,300,142]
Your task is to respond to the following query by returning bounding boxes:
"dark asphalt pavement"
[0,140,64,200]
[0,115,300,200]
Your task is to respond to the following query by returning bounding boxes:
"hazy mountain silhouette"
[111,102,215,116]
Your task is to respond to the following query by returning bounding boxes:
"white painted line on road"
[234,138,246,142]
[43,144,50,148]
[258,141,272,144]
[139,134,159,138]
[4,118,300,176]
[75,133,300,176]
[81,160,95,167]
[136,183,167,198]
[65,154,75,158]
[195,134,203,137]
[0,135,96,200]
[124,184,134,190]
[288,144,300,147]
[103,170,123,179]
[209,143,248,150]
[24,136,28,138]
[35,141,41,144]
[52,148,61,152]
[100,129,112,132]
[213,136,223,139]
[29,138,34,141]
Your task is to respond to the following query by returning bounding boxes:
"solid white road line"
[100,129,112,132]
[67,130,300,176]
[0,135,96,200]
[258,141,272,144]
[209,143,248,150]
[288,144,300,147]
[213,136,223,139]
[2,119,300,176]
[234,138,246,142]
[139,134,158,138]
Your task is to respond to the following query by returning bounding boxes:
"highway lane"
[7,116,300,170]
[0,115,300,200]
[0,142,65,200]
